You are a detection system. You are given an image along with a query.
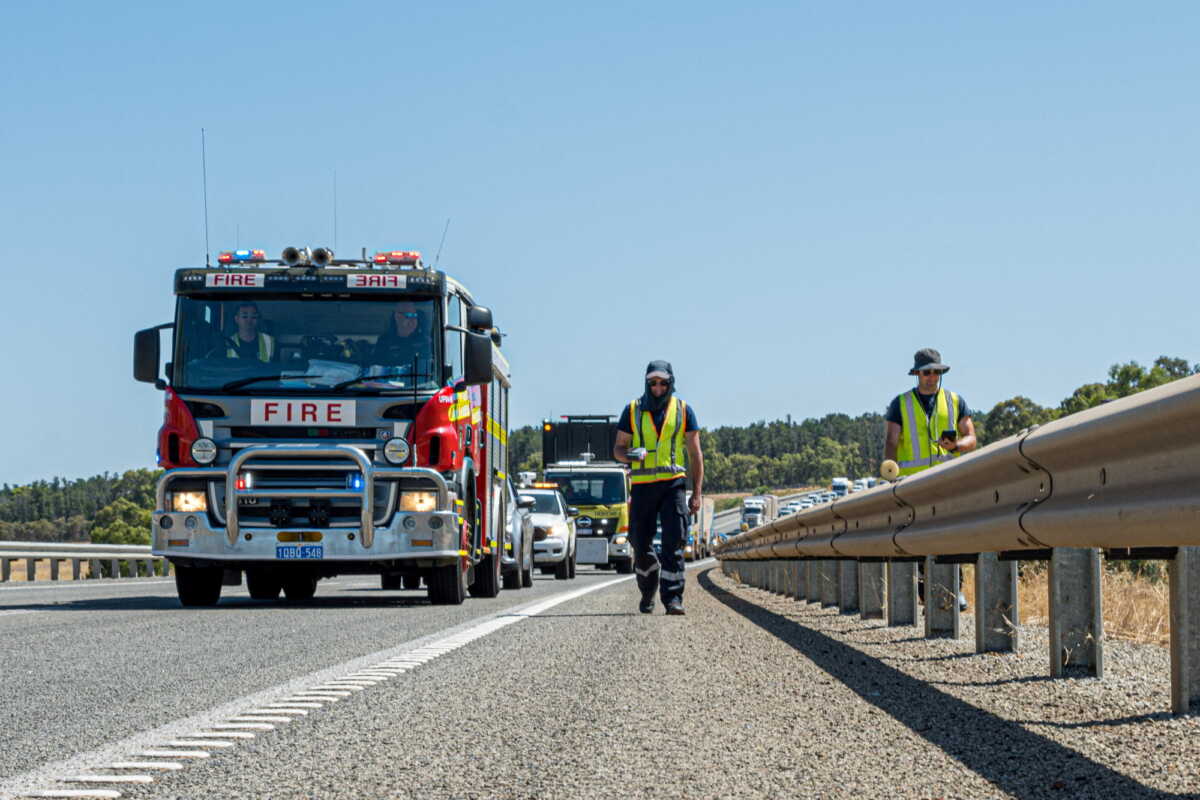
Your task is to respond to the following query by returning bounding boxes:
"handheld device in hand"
[627,447,648,461]
[941,429,957,442]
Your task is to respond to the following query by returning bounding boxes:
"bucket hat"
[909,348,950,375]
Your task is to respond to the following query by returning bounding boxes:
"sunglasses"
[398,312,420,319]
[918,369,944,377]
[647,379,670,387]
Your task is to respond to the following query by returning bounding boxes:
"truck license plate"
[276,544,323,560]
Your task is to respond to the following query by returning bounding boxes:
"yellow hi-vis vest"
[227,333,275,362]
[895,389,961,477]
[629,396,688,486]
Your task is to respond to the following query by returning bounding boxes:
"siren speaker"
[311,247,334,267]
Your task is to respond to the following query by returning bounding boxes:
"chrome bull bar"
[156,444,450,550]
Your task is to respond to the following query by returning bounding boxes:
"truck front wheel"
[428,562,466,605]
[282,574,318,603]
[469,552,501,598]
[176,565,222,607]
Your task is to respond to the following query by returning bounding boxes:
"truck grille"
[231,426,379,440]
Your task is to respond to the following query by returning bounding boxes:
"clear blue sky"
[2,2,1197,486]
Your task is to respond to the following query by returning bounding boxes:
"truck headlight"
[191,438,217,465]
[613,535,628,545]
[384,438,411,465]
[172,491,207,512]
[399,490,437,512]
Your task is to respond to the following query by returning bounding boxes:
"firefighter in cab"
[613,361,704,616]
[226,301,275,362]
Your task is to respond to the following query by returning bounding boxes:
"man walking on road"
[884,348,977,609]
[614,361,704,616]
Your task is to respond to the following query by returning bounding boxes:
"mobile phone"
[941,429,957,441]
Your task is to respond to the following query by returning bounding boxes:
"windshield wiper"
[220,374,321,391]
[333,373,411,390]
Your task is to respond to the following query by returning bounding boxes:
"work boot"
[665,601,685,616]
[639,598,655,614]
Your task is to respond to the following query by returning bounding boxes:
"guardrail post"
[71,558,82,580]
[924,557,960,638]
[806,561,820,604]
[1049,547,1103,677]
[26,558,37,582]
[109,558,121,579]
[50,558,60,581]
[88,558,101,579]
[820,561,838,608]
[795,561,807,599]
[838,561,859,613]
[1170,547,1200,714]
[887,561,918,626]
[975,553,1018,653]
[1,557,10,582]
[859,562,885,620]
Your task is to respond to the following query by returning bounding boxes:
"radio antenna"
[434,217,451,267]
[201,128,211,267]
[332,169,338,252]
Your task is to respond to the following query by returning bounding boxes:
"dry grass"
[961,563,1169,647]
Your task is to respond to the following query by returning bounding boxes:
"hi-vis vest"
[629,396,688,485]
[227,333,275,361]
[895,389,960,477]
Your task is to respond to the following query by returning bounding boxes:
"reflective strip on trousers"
[636,563,661,577]
[660,569,685,582]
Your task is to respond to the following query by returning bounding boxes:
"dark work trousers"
[630,479,688,605]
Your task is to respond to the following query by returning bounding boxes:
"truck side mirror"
[566,507,579,517]
[466,305,493,331]
[134,328,161,384]
[462,329,492,386]
[517,495,536,510]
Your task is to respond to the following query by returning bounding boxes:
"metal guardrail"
[714,374,1200,714]
[0,541,167,583]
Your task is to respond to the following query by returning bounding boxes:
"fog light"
[384,437,411,465]
[428,516,443,530]
[402,516,417,530]
[159,515,174,529]
[191,437,217,464]
[184,515,198,529]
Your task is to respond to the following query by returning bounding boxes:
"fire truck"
[133,246,516,607]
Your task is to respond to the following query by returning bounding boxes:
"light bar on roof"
[373,250,422,266]
[217,249,267,264]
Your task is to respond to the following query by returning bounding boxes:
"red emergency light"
[373,250,422,266]
[217,249,267,264]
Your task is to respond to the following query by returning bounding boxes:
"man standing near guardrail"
[614,360,703,616]
[884,348,977,609]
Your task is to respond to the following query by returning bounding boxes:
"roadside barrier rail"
[714,374,1200,714]
[0,541,167,583]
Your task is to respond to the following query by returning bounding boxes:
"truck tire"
[176,566,222,607]
[381,574,403,591]
[615,559,634,575]
[246,568,282,600]
[428,562,465,605]
[567,546,577,579]
[502,567,521,590]
[403,574,422,590]
[521,559,533,587]
[554,555,570,580]
[282,575,318,603]
[469,552,501,598]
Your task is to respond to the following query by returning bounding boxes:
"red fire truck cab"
[133,246,515,607]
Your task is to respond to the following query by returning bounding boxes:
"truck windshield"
[544,472,626,506]
[172,296,441,393]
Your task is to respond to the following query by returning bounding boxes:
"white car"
[523,489,578,580]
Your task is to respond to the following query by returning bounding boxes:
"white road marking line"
[229,716,294,724]
[0,580,176,594]
[166,740,235,748]
[182,731,254,739]
[64,776,153,784]
[0,610,37,618]
[247,708,308,716]
[19,790,122,798]
[135,750,209,759]
[267,702,323,709]
[107,763,181,771]
[206,722,274,731]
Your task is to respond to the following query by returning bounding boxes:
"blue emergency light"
[217,249,267,264]
[346,474,365,492]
